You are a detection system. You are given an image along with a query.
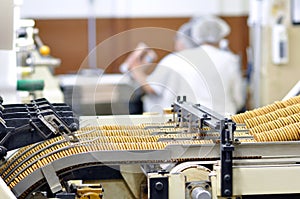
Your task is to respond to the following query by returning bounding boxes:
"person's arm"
[129,52,174,96]
[130,67,157,95]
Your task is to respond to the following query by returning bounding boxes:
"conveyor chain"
[0,123,238,191]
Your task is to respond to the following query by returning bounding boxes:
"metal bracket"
[37,114,78,142]
[149,176,169,199]
[172,96,235,197]
[220,119,235,197]
[41,163,63,194]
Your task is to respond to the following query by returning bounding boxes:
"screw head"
[155,182,164,191]
[224,189,231,196]
[224,174,231,181]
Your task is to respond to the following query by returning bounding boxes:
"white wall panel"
[0,0,14,49]
[20,0,248,19]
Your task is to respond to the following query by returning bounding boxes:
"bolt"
[224,189,231,196]
[155,182,164,191]
[69,123,78,131]
[224,174,231,181]
[205,184,210,189]
[59,125,65,132]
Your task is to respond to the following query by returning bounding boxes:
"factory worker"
[130,16,245,115]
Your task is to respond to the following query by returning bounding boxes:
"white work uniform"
[143,45,244,115]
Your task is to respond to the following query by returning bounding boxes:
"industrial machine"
[16,19,61,73]
[0,97,79,158]
[1,96,300,199]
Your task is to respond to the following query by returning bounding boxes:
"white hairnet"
[191,16,230,45]
[175,22,198,49]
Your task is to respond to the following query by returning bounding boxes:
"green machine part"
[17,79,44,91]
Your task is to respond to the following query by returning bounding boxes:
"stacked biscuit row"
[231,95,300,142]
[1,117,261,190]
[253,122,300,142]
[1,127,214,189]
[231,95,300,124]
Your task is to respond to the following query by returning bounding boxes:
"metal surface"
[10,140,300,198]
[173,97,235,197]
[149,176,168,199]
[191,187,211,199]
[41,164,62,194]
[12,150,171,197]
[148,172,185,199]
[214,160,300,197]
[120,165,146,199]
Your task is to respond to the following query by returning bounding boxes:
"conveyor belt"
[7,137,300,198]
[0,120,217,196]
[0,118,249,197]
[1,110,300,198]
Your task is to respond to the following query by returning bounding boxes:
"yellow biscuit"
[274,120,282,129]
[263,124,271,132]
[274,131,281,141]
[285,127,294,140]
[260,124,268,132]
[268,131,275,141]
[251,117,259,127]
[263,132,271,141]
[274,110,283,119]
[256,116,265,124]
[287,107,295,115]
[254,133,261,142]
[278,118,286,126]
[276,129,285,141]
[282,128,291,141]
[245,119,252,128]
[264,114,273,121]
[260,133,267,142]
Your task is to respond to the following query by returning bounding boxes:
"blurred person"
[128,16,245,115]
[119,43,157,114]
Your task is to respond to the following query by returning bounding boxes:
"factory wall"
[20,0,249,19]
[259,0,300,105]
[33,17,249,74]
[260,26,300,105]
[20,0,249,75]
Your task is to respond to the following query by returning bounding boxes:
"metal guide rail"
[0,97,79,159]
[1,129,300,198]
[172,96,235,197]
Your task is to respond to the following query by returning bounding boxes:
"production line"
[0,95,300,199]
